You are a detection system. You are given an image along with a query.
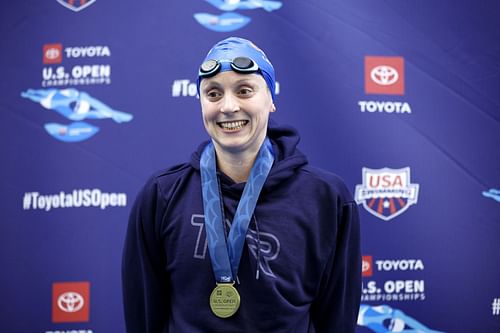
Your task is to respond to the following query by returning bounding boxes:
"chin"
[217,141,248,151]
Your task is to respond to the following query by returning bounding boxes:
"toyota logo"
[370,65,399,86]
[57,292,84,313]
[45,48,60,60]
[362,260,371,273]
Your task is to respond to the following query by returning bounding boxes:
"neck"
[214,145,261,184]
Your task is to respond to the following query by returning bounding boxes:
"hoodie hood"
[190,120,308,193]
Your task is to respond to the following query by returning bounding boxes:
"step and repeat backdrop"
[1,1,499,332]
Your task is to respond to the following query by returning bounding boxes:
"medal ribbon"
[200,138,274,283]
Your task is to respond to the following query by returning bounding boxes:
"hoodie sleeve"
[310,200,362,333]
[122,177,169,333]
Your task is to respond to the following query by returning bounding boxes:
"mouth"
[217,120,249,131]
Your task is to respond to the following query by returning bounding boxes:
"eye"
[205,89,222,100]
[237,87,254,96]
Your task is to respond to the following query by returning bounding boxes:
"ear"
[270,103,276,113]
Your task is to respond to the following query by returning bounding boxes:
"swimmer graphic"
[21,88,133,123]
[195,0,283,32]
[42,122,100,142]
[357,304,445,333]
[205,0,282,12]
[482,188,500,202]
[193,12,251,32]
[21,88,132,142]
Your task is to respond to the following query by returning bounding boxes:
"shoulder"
[135,162,195,205]
[299,165,355,205]
[155,163,193,186]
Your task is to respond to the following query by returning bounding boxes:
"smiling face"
[199,70,275,156]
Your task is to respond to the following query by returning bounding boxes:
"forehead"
[200,71,266,88]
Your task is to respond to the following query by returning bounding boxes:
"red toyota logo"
[43,44,62,64]
[52,282,90,323]
[364,56,405,95]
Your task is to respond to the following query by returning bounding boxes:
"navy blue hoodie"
[122,123,361,333]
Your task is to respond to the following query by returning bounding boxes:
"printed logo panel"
[482,188,500,202]
[193,0,283,32]
[52,282,90,323]
[365,56,405,95]
[43,44,63,64]
[27,43,126,142]
[40,43,112,87]
[358,304,445,332]
[361,255,426,303]
[492,298,500,316]
[22,189,127,211]
[354,167,419,221]
[56,0,97,12]
[191,214,280,279]
[362,256,373,277]
[193,12,251,32]
[21,88,132,142]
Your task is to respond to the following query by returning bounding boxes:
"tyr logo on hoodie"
[190,214,280,279]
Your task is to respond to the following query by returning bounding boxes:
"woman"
[122,37,361,333]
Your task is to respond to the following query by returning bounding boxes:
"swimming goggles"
[198,56,259,78]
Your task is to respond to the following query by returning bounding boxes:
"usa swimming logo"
[56,0,96,12]
[354,167,419,221]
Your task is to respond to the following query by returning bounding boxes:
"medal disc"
[209,283,241,318]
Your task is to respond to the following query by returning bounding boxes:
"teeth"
[218,120,248,130]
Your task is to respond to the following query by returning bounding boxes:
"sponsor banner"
[46,331,93,333]
[194,12,252,32]
[358,304,445,332]
[361,256,426,302]
[193,0,283,32]
[358,55,412,115]
[41,44,111,87]
[22,189,127,211]
[354,167,420,221]
[493,298,500,316]
[52,282,90,323]
[43,44,63,64]
[365,56,404,95]
[362,255,373,277]
[56,0,97,12]
[172,79,280,97]
[20,87,133,142]
[358,100,411,114]
[483,188,500,202]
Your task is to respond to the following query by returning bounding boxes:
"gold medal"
[209,283,240,318]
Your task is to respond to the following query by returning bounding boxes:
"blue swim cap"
[196,37,276,100]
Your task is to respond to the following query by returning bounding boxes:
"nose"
[220,94,240,113]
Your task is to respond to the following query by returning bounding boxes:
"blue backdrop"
[1,1,499,332]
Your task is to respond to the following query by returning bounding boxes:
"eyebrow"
[232,78,258,85]
[201,77,259,90]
